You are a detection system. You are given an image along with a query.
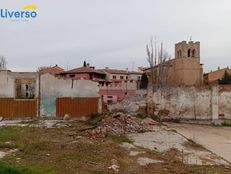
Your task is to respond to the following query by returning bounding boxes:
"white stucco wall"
[150,86,231,120]
[0,71,39,98]
[219,90,231,119]
[40,74,99,117]
[0,71,15,97]
[155,87,212,120]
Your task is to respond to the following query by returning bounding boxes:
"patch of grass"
[221,120,231,127]
[25,165,57,174]
[111,135,133,144]
[118,159,128,170]
[0,127,23,142]
[57,154,81,161]
[23,141,51,154]
[189,165,223,174]
[0,142,18,149]
[87,171,105,174]
[0,161,30,174]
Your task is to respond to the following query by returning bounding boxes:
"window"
[179,50,182,58]
[126,76,128,79]
[192,49,196,57]
[188,49,191,57]
[120,76,124,79]
[15,79,35,99]
[113,75,116,79]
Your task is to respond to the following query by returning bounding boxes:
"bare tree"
[146,36,156,92]
[0,56,7,70]
[157,43,171,88]
[146,38,172,117]
[146,38,171,91]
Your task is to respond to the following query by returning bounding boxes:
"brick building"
[59,65,142,104]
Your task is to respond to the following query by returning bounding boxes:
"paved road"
[166,123,231,163]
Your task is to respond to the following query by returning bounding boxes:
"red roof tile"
[64,66,106,75]
[100,69,128,74]
[39,65,64,75]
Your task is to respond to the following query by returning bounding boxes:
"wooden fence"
[0,98,37,118]
[56,97,98,117]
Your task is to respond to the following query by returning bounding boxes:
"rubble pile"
[86,113,158,138]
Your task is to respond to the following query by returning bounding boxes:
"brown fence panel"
[0,98,37,118]
[13,99,37,118]
[0,98,14,117]
[56,97,98,117]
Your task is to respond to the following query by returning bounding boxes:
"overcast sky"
[0,0,230,72]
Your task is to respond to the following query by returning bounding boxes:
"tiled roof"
[64,66,106,75]
[100,69,128,74]
[128,71,143,75]
[100,69,142,75]
[39,65,64,75]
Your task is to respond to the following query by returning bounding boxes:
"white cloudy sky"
[0,0,230,72]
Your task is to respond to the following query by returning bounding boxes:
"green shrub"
[221,121,231,127]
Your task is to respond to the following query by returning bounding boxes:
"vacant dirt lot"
[167,123,231,163]
[0,119,230,174]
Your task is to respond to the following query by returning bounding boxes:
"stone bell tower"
[175,41,200,59]
[169,41,203,86]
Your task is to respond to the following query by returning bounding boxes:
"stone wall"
[148,85,231,120]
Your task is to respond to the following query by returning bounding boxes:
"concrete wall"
[219,86,231,119]
[0,71,15,97]
[40,74,99,117]
[149,85,231,120]
[0,70,39,98]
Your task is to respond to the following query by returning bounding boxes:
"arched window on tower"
[179,50,182,58]
[192,49,196,57]
[177,51,179,58]
[188,49,191,57]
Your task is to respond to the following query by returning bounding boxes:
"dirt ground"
[166,123,231,163]
[0,119,230,174]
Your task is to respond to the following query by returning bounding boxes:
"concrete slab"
[167,123,231,163]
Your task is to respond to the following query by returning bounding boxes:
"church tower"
[175,41,200,59]
[169,40,203,86]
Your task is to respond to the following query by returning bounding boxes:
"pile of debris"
[86,113,158,138]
